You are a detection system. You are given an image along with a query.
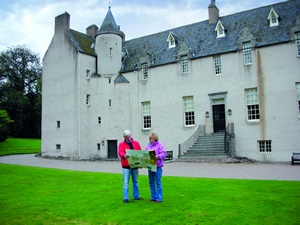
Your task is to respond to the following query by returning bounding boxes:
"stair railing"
[225,123,235,157]
[178,125,205,158]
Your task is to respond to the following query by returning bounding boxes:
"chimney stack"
[208,0,219,24]
[86,24,99,40]
[55,12,70,34]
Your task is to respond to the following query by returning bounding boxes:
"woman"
[145,133,166,203]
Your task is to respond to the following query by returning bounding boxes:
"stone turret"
[95,7,123,77]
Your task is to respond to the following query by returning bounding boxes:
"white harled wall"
[42,17,300,162]
[42,31,79,159]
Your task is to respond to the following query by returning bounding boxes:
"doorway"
[107,140,118,158]
[213,104,226,132]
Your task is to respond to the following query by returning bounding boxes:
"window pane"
[142,102,151,116]
[246,89,259,105]
[247,105,260,120]
[184,97,194,112]
[246,89,259,121]
[142,64,148,80]
[214,56,221,75]
[297,84,300,116]
[243,42,252,65]
[86,95,90,106]
[219,26,223,35]
[297,83,300,100]
[170,37,175,46]
[181,55,188,73]
[143,116,151,128]
[183,96,195,125]
[185,112,195,125]
[296,33,300,56]
[271,13,277,23]
[142,102,151,129]
[258,141,272,153]
[86,70,90,79]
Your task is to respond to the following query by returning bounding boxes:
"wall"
[42,31,79,159]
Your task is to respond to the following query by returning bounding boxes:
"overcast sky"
[0,0,284,61]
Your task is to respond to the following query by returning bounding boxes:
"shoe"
[134,197,144,200]
[123,199,129,203]
[147,199,155,202]
[155,201,162,203]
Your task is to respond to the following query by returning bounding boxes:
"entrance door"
[108,140,118,158]
[213,104,226,132]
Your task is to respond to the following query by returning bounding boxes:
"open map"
[126,149,157,172]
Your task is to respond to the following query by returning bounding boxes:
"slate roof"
[66,0,300,72]
[96,6,123,37]
[114,74,130,83]
[67,29,95,55]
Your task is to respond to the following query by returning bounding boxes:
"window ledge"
[142,128,151,131]
[247,120,260,125]
[184,125,195,128]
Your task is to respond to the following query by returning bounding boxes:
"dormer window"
[142,63,148,80]
[181,55,188,73]
[243,42,252,65]
[267,8,279,27]
[167,32,178,48]
[170,37,175,46]
[215,20,226,38]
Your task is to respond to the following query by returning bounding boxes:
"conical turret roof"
[97,6,122,37]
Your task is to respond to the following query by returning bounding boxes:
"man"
[118,130,143,203]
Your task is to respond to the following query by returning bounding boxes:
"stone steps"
[181,132,229,158]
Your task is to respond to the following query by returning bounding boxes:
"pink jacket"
[145,141,166,168]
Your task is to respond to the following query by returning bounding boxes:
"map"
[126,149,157,172]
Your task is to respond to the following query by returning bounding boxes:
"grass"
[0,138,41,156]
[0,164,299,225]
[1,139,299,224]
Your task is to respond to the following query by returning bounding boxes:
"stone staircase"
[180,132,229,158]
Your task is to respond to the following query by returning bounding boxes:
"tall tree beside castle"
[0,45,42,138]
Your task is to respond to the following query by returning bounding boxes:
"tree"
[0,45,42,138]
[0,109,13,142]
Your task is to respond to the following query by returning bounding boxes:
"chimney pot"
[86,24,99,40]
[55,12,70,34]
[208,1,219,24]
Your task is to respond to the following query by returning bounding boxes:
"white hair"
[123,130,131,137]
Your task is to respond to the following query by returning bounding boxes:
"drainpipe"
[77,52,81,159]
[135,67,140,142]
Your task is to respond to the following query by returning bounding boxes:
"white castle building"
[42,0,300,162]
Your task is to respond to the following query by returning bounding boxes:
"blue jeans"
[148,167,163,202]
[122,168,140,200]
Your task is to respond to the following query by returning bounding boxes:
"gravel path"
[0,154,299,181]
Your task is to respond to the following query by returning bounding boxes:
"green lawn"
[0,164,299,225]
[1,139,299,224]
[0,138,41,156]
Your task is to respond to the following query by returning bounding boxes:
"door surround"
[208,92,227,133]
